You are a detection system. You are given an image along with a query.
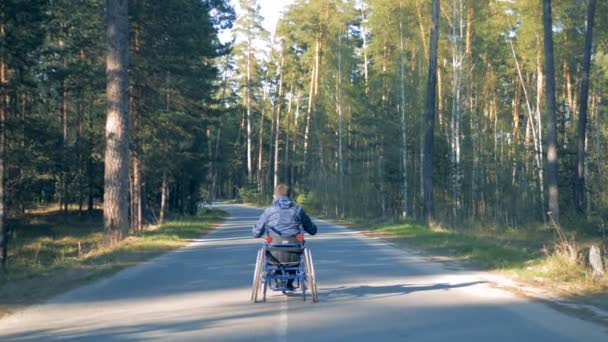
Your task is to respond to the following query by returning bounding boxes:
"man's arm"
[298,207,317,235]
[252,209,268,238]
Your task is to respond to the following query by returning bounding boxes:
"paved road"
[0,204,606,341]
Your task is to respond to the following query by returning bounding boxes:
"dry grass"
[0,208,225,318]
[350,219,608,307]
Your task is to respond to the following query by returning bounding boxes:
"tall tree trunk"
[257,69,270,191]
[535,41,546,220]
[130,21,142,232]
[423,0,440,224]
[0,38,7,266]
[284,81,294,187]
[62,71,69,215]
[274,55,285,187]
[159,172,168,224]
[334,29,346,215]
[399,0,408,218]
[361,5,370,96]
[246,38,253,182]
[543,0,559,222]
[450,0,464,218]
[574,0,596,214]
[131,90,142,233]
[415,0,429,61]
[303,36,320,165]
[104,0,130,244]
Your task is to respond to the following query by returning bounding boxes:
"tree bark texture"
[543,0,559,222]
[159,172,168,224]
[104,0,130,244]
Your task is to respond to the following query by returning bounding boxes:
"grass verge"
[0,208,225,318]
[347,220,608,308]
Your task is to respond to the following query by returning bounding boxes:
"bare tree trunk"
[416,0,429,61]
[574,0,596,214]
[274,56,285,187]
[399,0,408,218]
[423,0,440,224]
[257,69,270,190]
[211,126,221,200]
[131,93,142,233]
[130,21,142,232]
[0,39,7,266]
[303,37,320,165]
[62,72,69,215]
[159,172,168,224]
[246,38,253,182]
[450,0,464,218]
[284,81,294,186]
[535,43,546,219]
[543,0,559,222]
[361,4,370,96]
[104,0,130,244]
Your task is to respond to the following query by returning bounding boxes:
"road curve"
[0,203,606,341]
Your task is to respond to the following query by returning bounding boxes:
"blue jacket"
[252,196,318,238]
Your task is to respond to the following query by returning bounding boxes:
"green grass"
[0,208,225,318]
[373,222,543,269]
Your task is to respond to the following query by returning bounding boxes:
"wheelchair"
[251,233,318,303]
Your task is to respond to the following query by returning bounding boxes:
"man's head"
[273,183,290,198]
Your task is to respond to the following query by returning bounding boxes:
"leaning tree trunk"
[543,0,559,223]
[423,0,440,224]
[103,0,130,244]
[574,0,597,214]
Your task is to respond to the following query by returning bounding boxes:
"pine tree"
[103,0,130,243]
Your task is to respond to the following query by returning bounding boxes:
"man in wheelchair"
[252,184,317,291]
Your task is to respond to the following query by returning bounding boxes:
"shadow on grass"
[0,209,226,313]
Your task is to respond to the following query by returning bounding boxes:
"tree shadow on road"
[318,281,485,302]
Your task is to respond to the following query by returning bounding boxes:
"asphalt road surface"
[0,204,606,341]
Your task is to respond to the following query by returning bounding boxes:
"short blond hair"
[274,183,290,197]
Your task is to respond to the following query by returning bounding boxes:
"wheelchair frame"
[251,237,318,303]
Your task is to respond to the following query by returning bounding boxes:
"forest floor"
[318,215,608,319]
[0,207,225,319]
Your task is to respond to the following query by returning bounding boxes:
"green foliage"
[238,184,260,203]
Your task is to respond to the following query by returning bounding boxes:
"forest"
[1,0,608,266]
[224,0,608,230]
